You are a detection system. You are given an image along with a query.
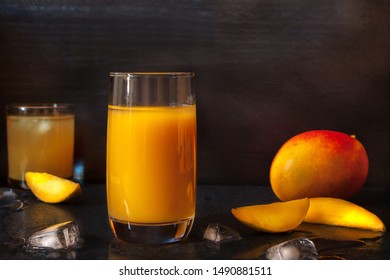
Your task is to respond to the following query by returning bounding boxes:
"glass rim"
[6,103,73,109]
[6,103,74,115]
[109,72,195,78]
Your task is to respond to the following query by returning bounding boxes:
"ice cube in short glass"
[265,237,318,260]
[26,221,80,250]
[37,119,52,133]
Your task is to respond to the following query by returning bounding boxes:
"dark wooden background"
[1,0,389,188]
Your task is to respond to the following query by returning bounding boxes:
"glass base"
[109,217,194,244]
[8,177,29,189]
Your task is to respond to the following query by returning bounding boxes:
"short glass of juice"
[6,103,74,189]
[107,72,196,244]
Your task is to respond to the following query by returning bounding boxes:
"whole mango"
[270,130,369,201]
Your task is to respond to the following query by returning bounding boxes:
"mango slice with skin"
[304,197,386,232]
[231,198,310,233]
[25,172,81,203]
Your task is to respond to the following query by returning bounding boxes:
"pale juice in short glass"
[7,105,74,188]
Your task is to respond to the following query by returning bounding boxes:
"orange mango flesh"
[304,197,386,232]
[231,198,310,233]
[25,172,81,203]
[232,197,386,234]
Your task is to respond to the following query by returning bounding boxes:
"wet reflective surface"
[1,184,389,259]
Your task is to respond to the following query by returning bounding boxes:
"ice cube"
[203,223,242,243]
[0,188,24,211]
[265,238,318,260]
[37,120,52,133]
[25,221,80,250]
[0,188,19,201]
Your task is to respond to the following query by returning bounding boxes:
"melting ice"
[265,238,318,260]
[26,221,80,250]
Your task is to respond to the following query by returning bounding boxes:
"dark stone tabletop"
[1,184,389,260]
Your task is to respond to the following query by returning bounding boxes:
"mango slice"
[25,172,81,203]
[304,197,386,232]
[231,198,310,233]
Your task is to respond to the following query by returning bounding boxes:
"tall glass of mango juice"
[107,72,196,244]
[6,104,74,189]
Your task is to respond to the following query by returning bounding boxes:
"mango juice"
[106,105,196,224]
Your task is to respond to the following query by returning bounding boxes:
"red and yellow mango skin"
[270,130,369,201]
